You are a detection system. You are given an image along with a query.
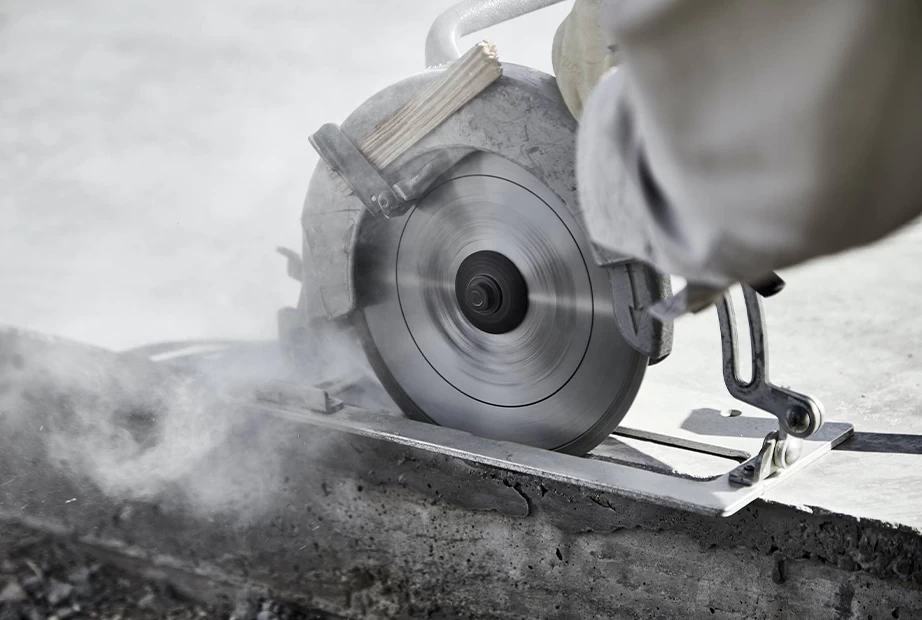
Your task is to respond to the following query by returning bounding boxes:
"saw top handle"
[426,0,566,66]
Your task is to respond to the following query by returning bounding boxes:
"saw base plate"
[248,382,853,518]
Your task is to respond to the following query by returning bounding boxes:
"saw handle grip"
[425,0,566,66]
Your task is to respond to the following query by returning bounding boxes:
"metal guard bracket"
[309,123,409,218]
[717,284,824,440]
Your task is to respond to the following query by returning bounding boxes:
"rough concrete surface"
[1,333,922,619]
[3,394,922,619]
[0,521,343,618]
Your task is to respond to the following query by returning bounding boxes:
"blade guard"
[289,63,672,362]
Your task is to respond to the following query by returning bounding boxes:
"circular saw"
[283,0,673,456]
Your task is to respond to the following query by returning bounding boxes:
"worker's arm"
[557,0,922,288]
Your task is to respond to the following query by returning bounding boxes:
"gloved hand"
[555,0,922,312]
[551,0,619,120]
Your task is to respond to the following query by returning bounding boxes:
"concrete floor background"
[3,1,922,529]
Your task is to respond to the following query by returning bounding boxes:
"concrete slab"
[0,330,921,618]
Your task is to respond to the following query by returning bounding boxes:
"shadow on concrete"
[679,408,776,439]
[836,432,922,455]
[590,437,675,474]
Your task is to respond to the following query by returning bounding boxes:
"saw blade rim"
[352,311,648,456]
[353,152,648,455]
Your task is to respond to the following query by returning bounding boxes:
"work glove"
[556,0,922,318]
[551,0,620,120]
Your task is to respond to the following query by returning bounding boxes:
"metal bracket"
[252,381,344,415]
[717,284,824,440]
[309,123,409,218]
[392,149,473,203]
[608,263,673,364]
[276,246,302,282]
[717,283,824,485]
[728,430,804,486]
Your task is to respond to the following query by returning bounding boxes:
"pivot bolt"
[376,191,393,211]
[784,405,812,434]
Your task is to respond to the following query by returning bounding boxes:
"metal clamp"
[728,430,803,486]
[252,381,344,415]
[717,284,824,440]
[309,123,408,218]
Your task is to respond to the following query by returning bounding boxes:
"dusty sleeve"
[576,0,922,286]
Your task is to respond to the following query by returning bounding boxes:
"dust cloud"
[0,321,383,523]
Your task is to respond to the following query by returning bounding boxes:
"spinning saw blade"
[355,153,648,455]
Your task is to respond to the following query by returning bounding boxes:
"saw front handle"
[426,0,566,66]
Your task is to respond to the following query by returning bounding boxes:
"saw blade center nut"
[455,250,529,335]
[466,275,502,314]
